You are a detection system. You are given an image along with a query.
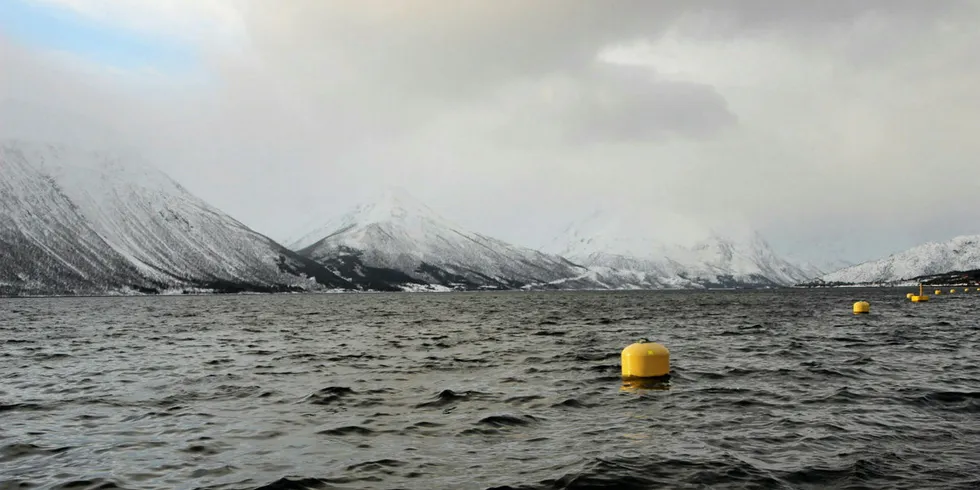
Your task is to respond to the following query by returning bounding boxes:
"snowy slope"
[0,140,352,295]
[0,146,152,295]
[290,188,590,290]
[787,258,854,280]
[542,208,816,288]
[817,235,980,284]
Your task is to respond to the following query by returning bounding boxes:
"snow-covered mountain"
[288,188,590,290]
[0,139,353,296]
[815,235,980,284]
[542,208,816,288]
[792,258,855,279]
[1,139,838,295]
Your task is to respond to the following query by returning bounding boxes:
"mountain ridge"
[290,189,819,291]
[805,234,980,286]
[0,139,356,296]
[291,187,591,290]
[0,140,863,296]
[541,208,815,289]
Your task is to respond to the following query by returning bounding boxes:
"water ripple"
[1,289,979,489]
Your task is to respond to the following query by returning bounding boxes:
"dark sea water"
[2,289,979,489]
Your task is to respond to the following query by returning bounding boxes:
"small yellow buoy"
[935,290,942,295]
[950,289,956,294]
[621,340,670,378]
[906,292,914,299]
[911,284,929,302]
[853,301,870,314]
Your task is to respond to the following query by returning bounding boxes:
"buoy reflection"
[621,375,671,392]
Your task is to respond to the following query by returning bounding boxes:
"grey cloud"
[233,1,672,98]
[212,0,968,150]
[1,40,141,149]
[232,0,967,100]
[560,65,737,143]
[472,64,738,146]
[692,0,971,30]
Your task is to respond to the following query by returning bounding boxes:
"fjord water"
[2,290,978,490]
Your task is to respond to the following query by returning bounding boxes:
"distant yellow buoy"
[911,284,929,302]
[853,301,870,314]
[906,292,914,299]
[935,290,942,295]
[950,289,956,294]
[621,340,670,378]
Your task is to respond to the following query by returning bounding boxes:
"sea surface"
[1,289,978,489]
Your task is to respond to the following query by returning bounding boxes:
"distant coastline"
[796,268,980,289]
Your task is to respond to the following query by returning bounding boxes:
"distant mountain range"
[4,139,975,296]
[540,208,816,289]
[283,186,833,291]
[803,235,980,286]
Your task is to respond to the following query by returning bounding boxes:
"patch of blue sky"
[0,0,198,73]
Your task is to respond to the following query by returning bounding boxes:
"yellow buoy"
[853,301,870,314]
[950,289,956,294]
[935,290,942,295]
[621,340,669,378]
[911,284,929,302]
[906,292,914,299]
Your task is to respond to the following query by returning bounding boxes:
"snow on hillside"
[288,187,451,252]
[788,258,854,280]
[0,140,351,295]
[1,144,151,295]
[290,187,589,289]
[543,208,816,288]
[818,235,980,284]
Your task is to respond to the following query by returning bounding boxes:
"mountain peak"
[544,206,737,259]
[543,205,813,287]
[356,186,439,223]
[285,186,456,251]
[0,138,187,198]
[288,186,589,291]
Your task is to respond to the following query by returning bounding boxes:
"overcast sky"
[2,0,980,267]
